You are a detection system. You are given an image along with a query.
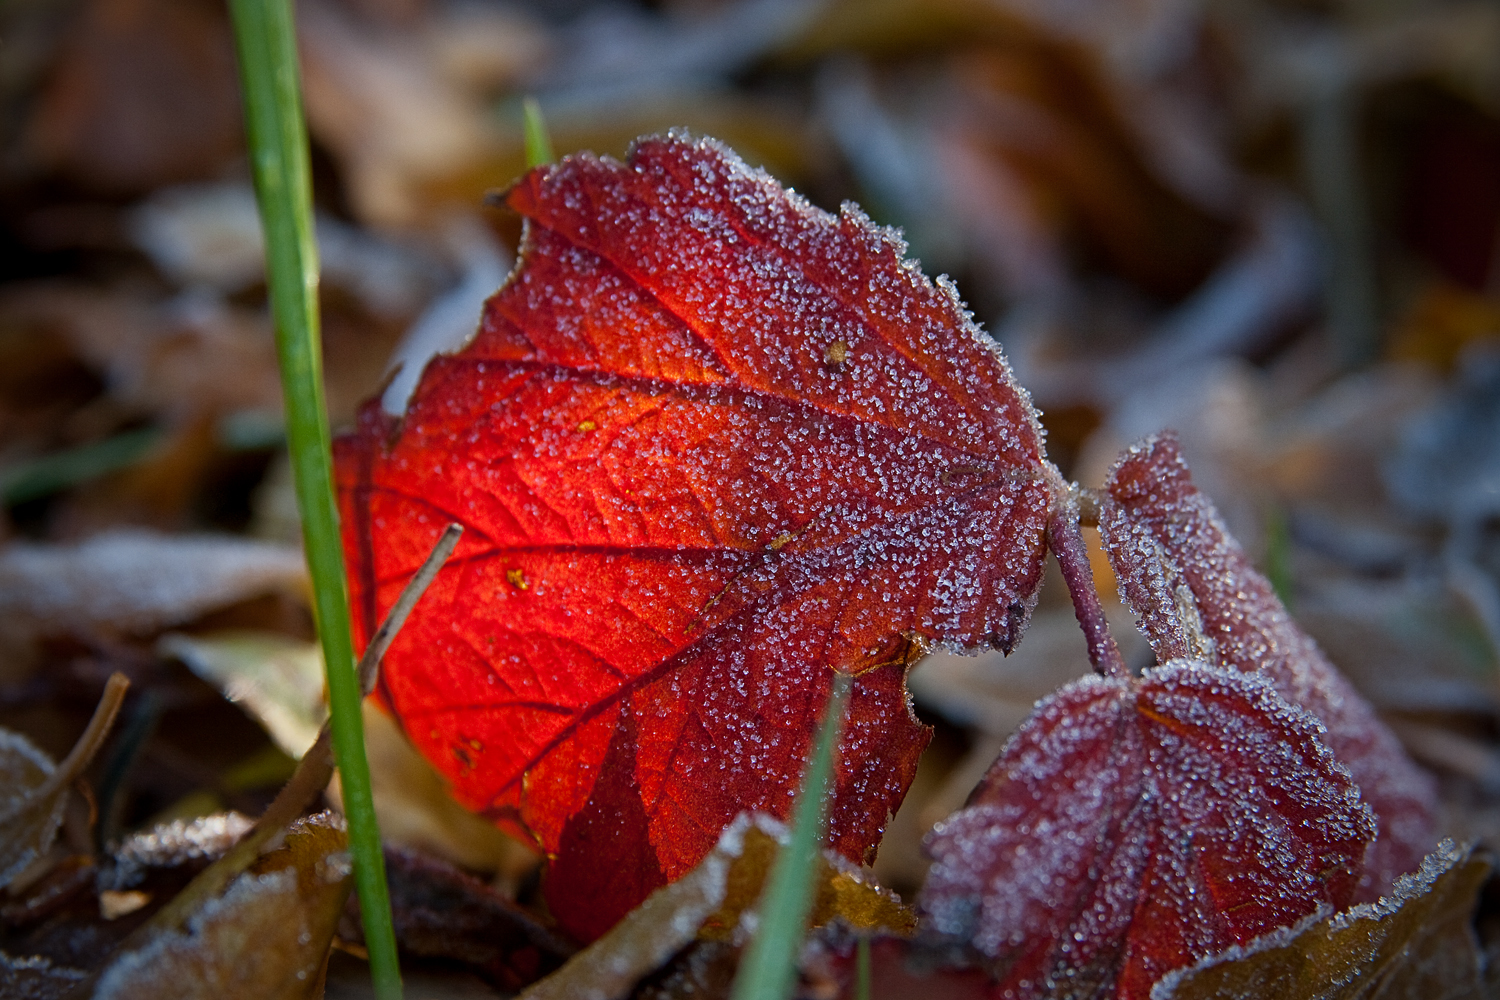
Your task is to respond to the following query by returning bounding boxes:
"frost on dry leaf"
[102,812,256,892]
[1,675,127,890]
[0,949,86,999]
[1097,432,1438,897]
[1154,840,1489,1000]
[334,131,1058,940]
[521,811,912,1000]
[0,530,307,639]
[90,811,351,1000]
[0,728,69,890]
[919,659,1376,1000]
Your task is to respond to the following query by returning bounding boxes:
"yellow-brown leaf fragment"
[520,812,911,1000]
[1155,840,1489,1000]
[91,812,352,1000]
[697,821,913,942]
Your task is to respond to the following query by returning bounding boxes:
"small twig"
[1,673,128,841]
[358,523,462,695]
[1047,495,1127,679]
[62,528,461,999]
[42,673,129,801]
[154,525,457,927]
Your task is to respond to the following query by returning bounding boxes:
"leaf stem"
[731,671,852,1000]
[1048,498,1127,678]
[225,2,400,996]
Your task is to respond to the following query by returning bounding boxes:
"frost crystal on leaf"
[920,659,1376,1000]
[1098,432,1437,897]
[334,132,1059,941]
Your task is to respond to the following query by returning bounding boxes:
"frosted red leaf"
[919,659,1376,1000]
[1097,433,1437,897]
[334,132,1057,941]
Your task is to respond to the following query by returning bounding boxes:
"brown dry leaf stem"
[59,524,461,998]
[0,672,129,889]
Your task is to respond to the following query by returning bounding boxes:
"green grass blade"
[225,2,401,997]
[1,427,161,506]
[731,671,852,1000]
[523,96,555,168]
[1264,505,1295,612]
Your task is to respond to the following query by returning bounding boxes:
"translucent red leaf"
[1097,433,1437,897]
[334,133,1056,941]
[920,659,1376,1000]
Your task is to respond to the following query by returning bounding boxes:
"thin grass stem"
[225,2,400,996]
[730,671,852,1000]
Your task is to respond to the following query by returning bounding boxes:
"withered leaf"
[0,531,306,640]
[0,950,86,1000]
[1,674,128,889]
[521,812,913,1000]
[339,845,572,993]
[158,630,326,759]
[90,812,351,1000]
[1155,840,1489,1000]
[696,817,914,944]
[0,731,71,890]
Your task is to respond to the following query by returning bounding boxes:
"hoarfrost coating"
[920,659,1376,1000]
[334,131,1060,941]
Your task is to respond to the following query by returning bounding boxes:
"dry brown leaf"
[0,950,87,1000]
[1155,840,1490,1000]
[0,731,69,889]
[106,813,257,892]
[0,675,128,889]
[157,629,531,878]
[0,284,283,425]
[158,631,327,760]
[90,811,352,1000]
[296,0,503,227]
[1389,282,1500,373]
[696,822,915,944]
[19,0,242,194]
[0,531,306,641]
[339,846,574,993]
[520,812,913,1000]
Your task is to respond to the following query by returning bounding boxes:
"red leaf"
[1097,433,1438,897]
[335,133,1057,940]
[920,659,1376,1000]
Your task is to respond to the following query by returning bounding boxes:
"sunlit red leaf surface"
[334,133,1056,940]
[1097,433,1438,897]
[920,659,1377,1000]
